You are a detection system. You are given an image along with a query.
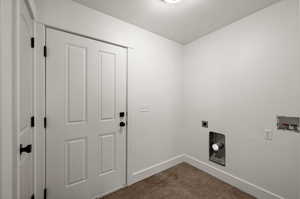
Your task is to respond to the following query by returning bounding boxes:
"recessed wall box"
[209,132,225,166]
[277,116,299,133]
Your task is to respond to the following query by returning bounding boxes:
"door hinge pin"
[44,117,47,129]
[30,116,35,128]
[44,188,47,199]
[44,46,47,57]
[31,194,35,199]
[31,37,35,48]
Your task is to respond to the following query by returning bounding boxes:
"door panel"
[65,137,88,186]
[18,0,34,199]
[99,134,115,174]
[66,44,87,123]
[99,51,116,120]
[46,28,127,199]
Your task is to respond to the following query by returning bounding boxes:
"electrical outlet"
[139,104,150,112]
[264,129,273,141]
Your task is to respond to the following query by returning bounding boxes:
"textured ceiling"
[73,0,280,44]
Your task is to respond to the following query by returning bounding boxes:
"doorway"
[45,28,127,199]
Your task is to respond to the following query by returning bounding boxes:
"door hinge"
[30,116,35,128]
[44,188,47,199]
[44,117,47,129]
[31,37,35,48]
[31,194,35,199]
[44,46,47,57]
[20,144,32,155]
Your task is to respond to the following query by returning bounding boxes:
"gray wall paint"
[183,0,300,198]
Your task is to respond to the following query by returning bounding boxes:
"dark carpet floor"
[102,163,256,199]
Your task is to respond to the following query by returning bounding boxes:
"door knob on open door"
[20,144,32,155]
[120,122,126,127]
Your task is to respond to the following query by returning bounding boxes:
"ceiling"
[73,0,280,44]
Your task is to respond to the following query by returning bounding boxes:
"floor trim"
[184,155,285,199]
[128,155,185,185]
[93,185,125,199]
[128,154,285,199]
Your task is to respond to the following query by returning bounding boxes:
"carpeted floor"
[102,163,256,199]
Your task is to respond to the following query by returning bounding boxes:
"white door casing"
[18,0,35,198]
[46,28,127,199]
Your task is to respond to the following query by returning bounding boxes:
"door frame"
[0,0,37,199]
[16,0,36,199]
[35,24,129,198]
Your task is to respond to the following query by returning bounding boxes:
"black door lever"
[20,144,32,155]
[120,122,126,127]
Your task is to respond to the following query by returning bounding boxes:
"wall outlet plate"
[264,129,273,141]
[139,104,150,112]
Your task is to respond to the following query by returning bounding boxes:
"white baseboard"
[93,185,124,199]
[128,155,185,185]
[127,154,285,199]
[184,155,285,199]
[127,154,284,199]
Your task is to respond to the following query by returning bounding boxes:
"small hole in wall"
[202,121,208,128]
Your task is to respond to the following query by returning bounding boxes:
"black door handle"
[20,144,32,155]
[120,122,126,127]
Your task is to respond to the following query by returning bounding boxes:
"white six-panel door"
[46,28,127,199]
[18,1,34,198]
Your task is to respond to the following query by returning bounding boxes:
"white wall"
[35,0,183,184]
[183,0,300,198]
[27,0,300,198]
[298,2,300,197]
[0,0,2,197]
[0,0,15,198]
